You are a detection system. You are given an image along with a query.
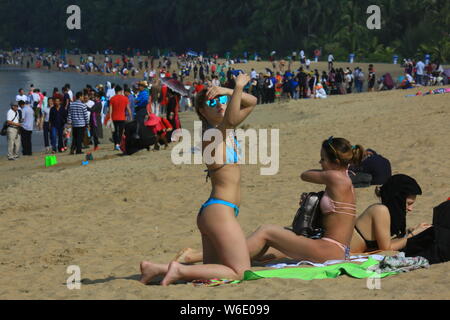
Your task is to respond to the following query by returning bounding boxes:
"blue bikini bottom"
[199,198,240,217]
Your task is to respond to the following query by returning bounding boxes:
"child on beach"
[140,73,258,286]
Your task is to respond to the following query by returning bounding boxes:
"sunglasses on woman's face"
[206,96,229,108]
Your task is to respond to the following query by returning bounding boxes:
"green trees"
[0,0,448,63]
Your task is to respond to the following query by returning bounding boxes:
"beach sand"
[0,65,449,299]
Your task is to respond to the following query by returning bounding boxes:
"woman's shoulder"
[365,203,390,217]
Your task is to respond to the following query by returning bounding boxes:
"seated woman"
[178,173,431,263]
[397,73,415,89]
[351,174,431,253]
[176,137,365,264]
[350,148,392,187]
[314,83,328,99]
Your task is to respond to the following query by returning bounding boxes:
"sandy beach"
[0,61,449,300]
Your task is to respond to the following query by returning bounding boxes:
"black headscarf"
[379,174,422,238]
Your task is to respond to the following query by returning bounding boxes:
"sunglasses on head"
[206,96,228,108]
[327,136,338,155]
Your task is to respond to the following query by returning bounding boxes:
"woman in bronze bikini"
[176,137,365,264]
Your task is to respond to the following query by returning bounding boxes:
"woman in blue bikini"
[176,137,365,264]
[140,73,257,286]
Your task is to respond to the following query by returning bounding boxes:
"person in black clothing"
[335,69,344,94]
[262,74,273,104]
[297,68,308,99]
[193,64,198,80]
[350,149,392,187]
[351,175,431,253]
[88,93,103,151]
[166,90,177,119]
[199,65,205,82]
[49,97,66,153]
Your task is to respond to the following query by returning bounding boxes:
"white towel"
[266,255,385,269]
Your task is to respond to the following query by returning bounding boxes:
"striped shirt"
[67,100,89,128]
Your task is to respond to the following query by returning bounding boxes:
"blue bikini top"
[204,126,241,181]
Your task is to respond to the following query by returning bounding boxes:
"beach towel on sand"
[243,258,398,281]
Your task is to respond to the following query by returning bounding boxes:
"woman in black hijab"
[351,174,432,253]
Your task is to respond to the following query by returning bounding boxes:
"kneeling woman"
[177,137,364,264]
[140,74,257,286]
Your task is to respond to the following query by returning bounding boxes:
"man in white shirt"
[6,102,22,160]
[305,59,311,70]
[65,84,74,101]
[328,54,335,70]
[251,68,257,80]
[16,88,28,103]
[415,60,425,85]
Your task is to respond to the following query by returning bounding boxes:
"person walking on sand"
[67,92,89,155]
[5,102,22,161]
[328,53,335,71]
[109,85,132,151]
[42,96,53,153]
[139,73,257,286]
[20,100,34,156]
[49,97,66,153]
[368,65,376,92]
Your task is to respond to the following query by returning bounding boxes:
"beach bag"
[1,121,8,136]
[433,200,450,262]
[123,120,157,155]
[291,192,325,239]
[403,200,450,264]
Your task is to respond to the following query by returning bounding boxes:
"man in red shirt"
[109,85,132,151]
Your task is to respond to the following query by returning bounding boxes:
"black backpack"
[123,120,157,156]
[403,200,450,264]
[290,192,325,239]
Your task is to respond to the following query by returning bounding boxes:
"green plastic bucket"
[45,155,58,168]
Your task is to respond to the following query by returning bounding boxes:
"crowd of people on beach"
[3,76,185,160]
[2,49,450,160]
[2,49,449,287]
[138,72,449,286]
[2,49,448,103]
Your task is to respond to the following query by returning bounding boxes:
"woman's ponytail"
[351,145,365,166]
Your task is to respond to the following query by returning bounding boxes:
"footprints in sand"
[41,248,88,265]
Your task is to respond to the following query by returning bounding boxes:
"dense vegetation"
[0,0,449,62]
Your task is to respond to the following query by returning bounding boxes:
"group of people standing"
[4,77,184,160]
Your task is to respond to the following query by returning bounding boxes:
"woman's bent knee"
[257,224,282,238]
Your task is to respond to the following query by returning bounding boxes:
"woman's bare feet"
[161,261,182,286]
[174,248,196,264]
[140,261,164,285]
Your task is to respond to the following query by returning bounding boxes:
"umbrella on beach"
[160,78,190,97]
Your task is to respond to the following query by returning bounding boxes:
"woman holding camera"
[139,74,258,286]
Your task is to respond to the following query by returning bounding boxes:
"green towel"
[244,258,398,281]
